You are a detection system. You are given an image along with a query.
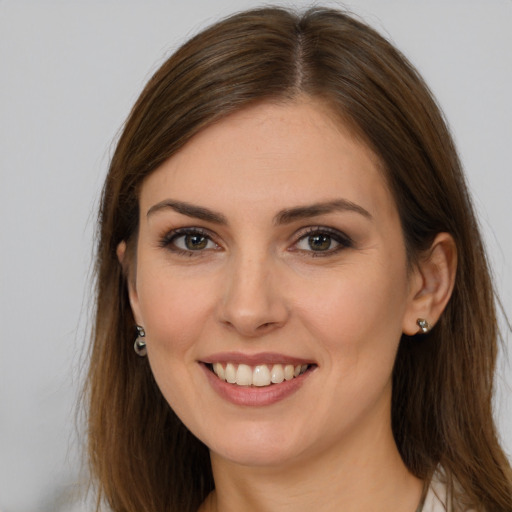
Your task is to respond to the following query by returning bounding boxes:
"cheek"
[135,264,217,416]
[136,261,215,351]
[297,261,409,369]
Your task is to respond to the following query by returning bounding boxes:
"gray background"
[1,1,511,511]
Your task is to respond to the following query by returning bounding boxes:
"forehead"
[139,99,395,222]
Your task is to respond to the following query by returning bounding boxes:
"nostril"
[257,321,279,332]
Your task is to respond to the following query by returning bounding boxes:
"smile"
[209,362,311,387]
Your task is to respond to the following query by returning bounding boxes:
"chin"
[212,442,302,468]
[200,421,308,468]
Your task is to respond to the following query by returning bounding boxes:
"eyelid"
[159,226,221,253]
[158,225,352,256]
[290,226,353,254]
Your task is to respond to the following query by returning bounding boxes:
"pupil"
[308,234,331,251]
[185,234,207,250]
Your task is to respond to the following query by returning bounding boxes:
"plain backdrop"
[1,1,511,511]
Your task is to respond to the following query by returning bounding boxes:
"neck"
[200,419,423,512]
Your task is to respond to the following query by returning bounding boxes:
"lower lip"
[200,363,312,406]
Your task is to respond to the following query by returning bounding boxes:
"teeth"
[253,365,271,387]
[225,363,236,383]
[284,365,294,381]
[271,364,284,384]
[236,364,252,386]
[211,362,310,387]
[213,363,225,380]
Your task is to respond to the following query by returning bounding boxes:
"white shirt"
[422,477,449,511]
[422,474,475,512]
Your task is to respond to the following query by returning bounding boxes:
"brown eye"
[296,233,337,252]
[307,234,332,251]
[163,230,218,253]
[293,227,352,255]
[184,234,208,250]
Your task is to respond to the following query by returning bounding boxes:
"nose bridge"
[218,246,288,336]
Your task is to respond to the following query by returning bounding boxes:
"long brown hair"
[86,7,512,511]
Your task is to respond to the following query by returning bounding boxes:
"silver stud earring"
[416,318,431,334]
[134,325,147,356]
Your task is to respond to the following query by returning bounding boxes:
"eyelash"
[292,226,353,257]
[159,227,219,256]
[158,226,353,257]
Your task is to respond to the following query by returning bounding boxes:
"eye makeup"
[158,227,220,256]
[291,226,353,257]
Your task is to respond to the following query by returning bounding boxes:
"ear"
[402,233,457,335]
[116,240,143,326]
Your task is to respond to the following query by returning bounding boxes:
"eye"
[298,233,334,252]
[160,228,219,254]
[293,227,352,255]
[175,233,212,251]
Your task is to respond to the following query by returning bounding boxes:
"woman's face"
[127,99,421,468]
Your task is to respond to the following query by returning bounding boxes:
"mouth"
[205,362,315,387]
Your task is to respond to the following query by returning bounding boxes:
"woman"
[86,6,512,511]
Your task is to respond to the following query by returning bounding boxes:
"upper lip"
[201,352,316,366]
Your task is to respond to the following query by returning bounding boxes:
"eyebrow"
[146,198,372,225]
[273,199,372,225]
[147,199,228,224]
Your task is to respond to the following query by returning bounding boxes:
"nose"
[217,251,289,337]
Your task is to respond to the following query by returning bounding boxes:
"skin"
[119,99,456,512]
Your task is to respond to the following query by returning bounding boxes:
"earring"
[416,318,431,334]
[134,325,147,356]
